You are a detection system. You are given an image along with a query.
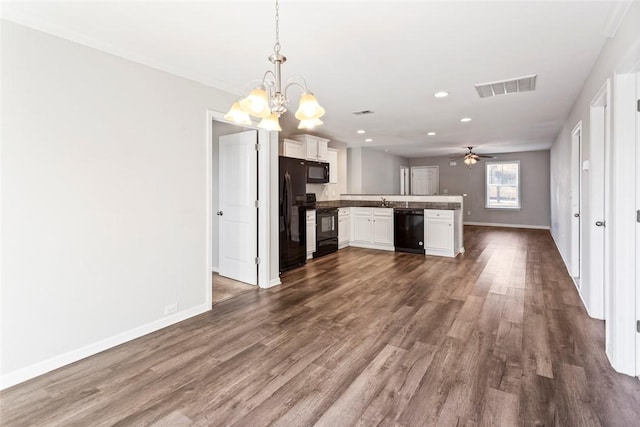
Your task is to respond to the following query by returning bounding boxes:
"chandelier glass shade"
[224,0,325,131]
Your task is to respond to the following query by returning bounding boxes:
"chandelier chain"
[274,0,281,54]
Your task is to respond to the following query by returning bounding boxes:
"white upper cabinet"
[281,139,306,159]
[291,134,330,161]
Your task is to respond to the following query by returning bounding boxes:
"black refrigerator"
[279,156,308,272]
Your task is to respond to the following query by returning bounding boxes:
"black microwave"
[306,160,330,184]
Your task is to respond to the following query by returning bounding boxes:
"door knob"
[574,213,580,218]
[595,221,605,227]
[217,211,223,216]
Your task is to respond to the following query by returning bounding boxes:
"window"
[485,161,520,209]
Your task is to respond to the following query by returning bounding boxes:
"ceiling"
[2,1,627,158]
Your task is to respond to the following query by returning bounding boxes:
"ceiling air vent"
[475,74,537,98]
[352,110,374,115]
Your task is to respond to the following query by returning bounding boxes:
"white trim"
[550,228,592,317]
[570,121,583,283]
[464,222,549,230]
[266,278,282,288]
[205,110,214,307]
[0,303,210,390]
[551,228,573,277]
[484,160,522,210]
[211,266,219,273]
[257,130,273,289]
[206,111,273,290]
[601,0,634,38]
[608,68,638,376]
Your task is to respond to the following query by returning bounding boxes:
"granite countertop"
[315,200,461,210]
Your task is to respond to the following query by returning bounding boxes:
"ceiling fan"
[450,146,496,165]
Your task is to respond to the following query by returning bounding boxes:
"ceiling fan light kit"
[452,146,496,167]
[224,0,325,131]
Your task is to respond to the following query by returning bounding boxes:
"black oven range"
[314,207,338,258]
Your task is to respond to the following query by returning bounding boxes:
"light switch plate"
[582,160,590,171]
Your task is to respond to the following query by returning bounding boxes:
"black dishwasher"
[394,209,425,254]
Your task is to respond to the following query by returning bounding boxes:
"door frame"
[206,110,278,306]
[608,45,640,376]
[587,79,610,321]
[570,121,583,286]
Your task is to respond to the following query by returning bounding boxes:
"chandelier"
[224,0,325,131]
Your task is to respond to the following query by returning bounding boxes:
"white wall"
[347,147,409,194]
[0,21,238,387]
[410,150,551,228]
[549,2,640,375]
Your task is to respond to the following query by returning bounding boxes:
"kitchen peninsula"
[311,194,464,258]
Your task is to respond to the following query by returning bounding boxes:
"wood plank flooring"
[212,273,256,304]
[2,226,640,426]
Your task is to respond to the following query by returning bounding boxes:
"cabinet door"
[373,215,394,246]
[425,218,453,250]
[338,216,350,245]
[317,140,329,161]
[327,149,338,184]
[283,140,306,159]
[306,212,316,255]
[352,214,372,243]
[306,140,318,160]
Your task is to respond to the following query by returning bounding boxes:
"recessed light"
[357,129,365,134]
[434,91,449,98]
[427,132,436,136]
[460,117,472,122]
[384,149,389,152]
[365,138,373,142]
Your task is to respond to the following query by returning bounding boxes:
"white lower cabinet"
[338,208,350,249]
[424,209,460,257]
[306,209,316,259]
[350,208,394,251]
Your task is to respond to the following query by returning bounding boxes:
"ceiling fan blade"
[477,155,496,158]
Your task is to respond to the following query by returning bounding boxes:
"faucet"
[381,197,388,207]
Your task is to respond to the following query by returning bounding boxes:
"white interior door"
[411,166,439,195]
[570,123,582,284]
[636,71,640,377]
[218,130,258,285]
[588,83,608,320]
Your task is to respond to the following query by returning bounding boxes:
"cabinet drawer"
[373,208,393,217]
[425,209,453,219]
[306,210,316,221]
[353,208,372,216]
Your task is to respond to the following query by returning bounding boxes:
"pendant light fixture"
[224,0,325,131]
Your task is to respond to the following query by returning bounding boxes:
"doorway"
[570,122,582,287]
[586,80,610,321]
[411,166,439,195]
[206,110,277,307]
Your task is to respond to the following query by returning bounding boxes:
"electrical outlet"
[164,303,178,315]
[467,211,471,215]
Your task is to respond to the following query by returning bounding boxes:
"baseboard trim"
[211,266,219,273]
[0,303,211,390]
[464,222,550,230]
[550,230,573,277]
[264,278,282,289]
